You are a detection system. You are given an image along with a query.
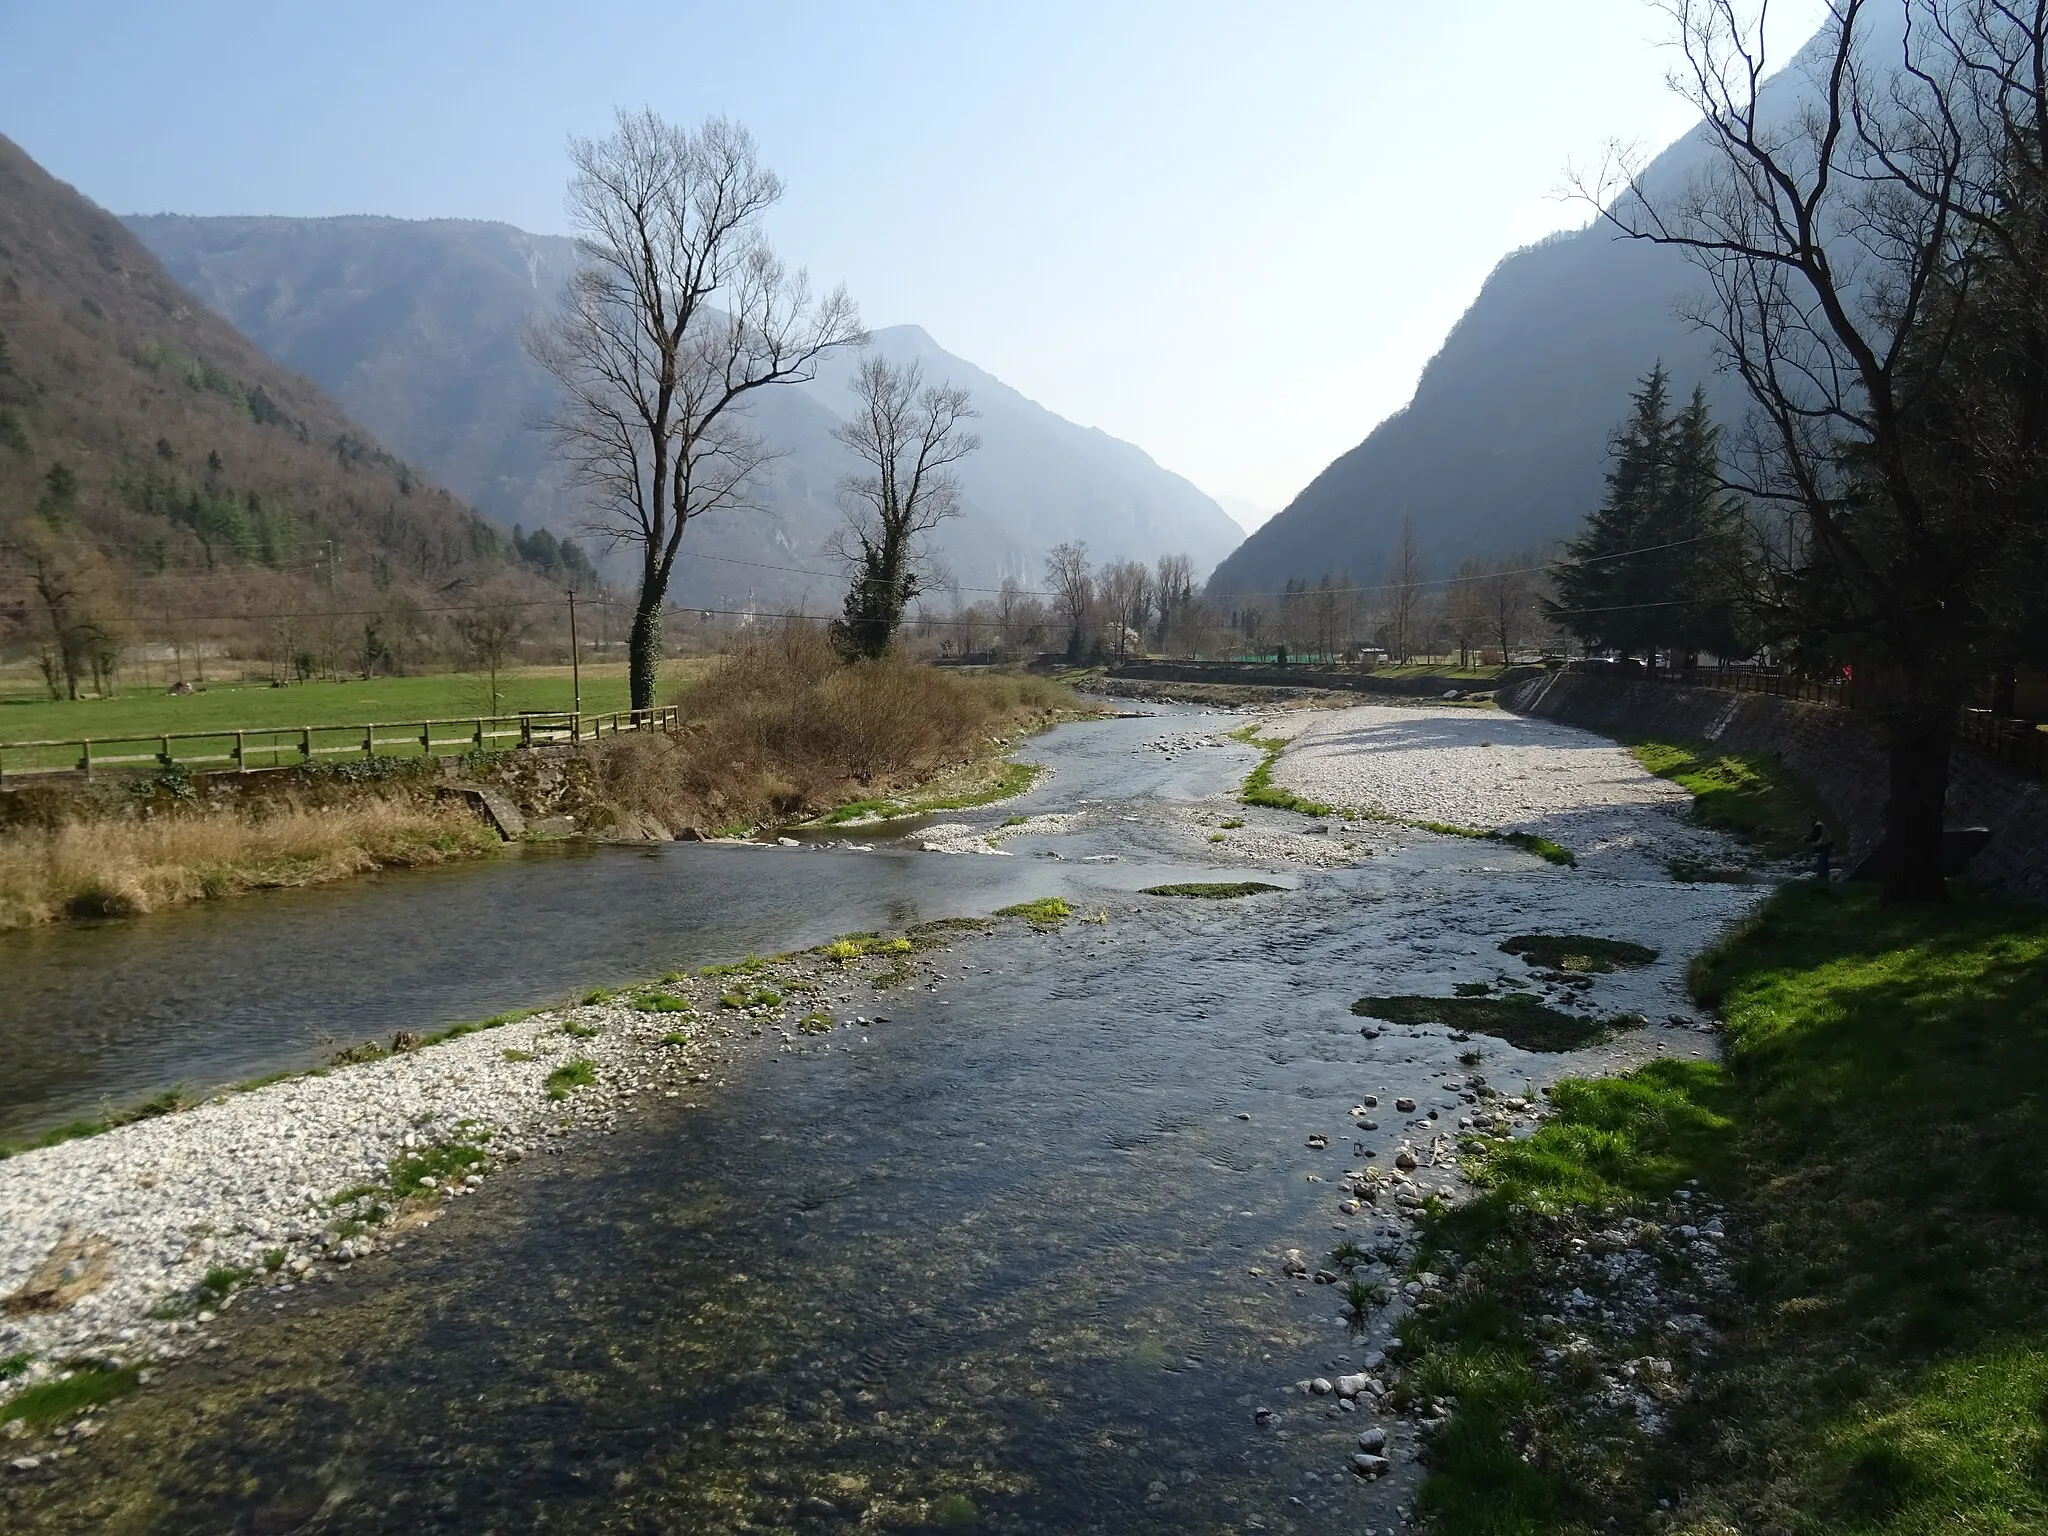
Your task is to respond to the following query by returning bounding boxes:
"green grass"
[819,760,1043,824]
[698,955,769,978]
[1498,934,1658,973]
[1139,881,1285,899]
[1408,882,2048,1534]
[544,1059,597,1101]
[1627,739,1837,859]
[0,1366,140,1427]
[1351,994,1627,1053]
[389,1139,487,1196]
[995,896,1071,928]
[0,1086,190,1159]
[816,934,913,961]
[560,1020,600,1039]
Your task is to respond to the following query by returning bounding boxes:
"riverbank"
[0,917,994,1420]
[0,643,1085,932]
[1399,883,2048,1534]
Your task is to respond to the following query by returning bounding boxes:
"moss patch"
[1349,994,1625,1053]
[995,897,1071,928]
[1499,934,1659,973]
[1139,881,1285,899]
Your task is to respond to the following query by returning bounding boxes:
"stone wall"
[1501,671,2048,904]
[1105,661,1534,698]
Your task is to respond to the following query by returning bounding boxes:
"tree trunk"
[628,590,663,714]
[1880,720,1952,905]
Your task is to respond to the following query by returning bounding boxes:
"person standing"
[1805,819,1834,881]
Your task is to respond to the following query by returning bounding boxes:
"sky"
[2,0,1833,530]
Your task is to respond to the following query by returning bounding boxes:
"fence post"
[235,730,246,773]
[160,734,171,768]
[81,739,93,782]
[421,721,432,758]
[364,725,375,761]
[474,719,485,752]
[520,716,532,750]
[302,727,313,763]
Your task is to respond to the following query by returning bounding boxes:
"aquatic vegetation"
[1342,1278,1379,1326]
[1230,725,1340,816]
[700,954,769,978]
[1499,935,1658,972]
[1330,1238,1369,1273]
[996,896,1071,927]
[799,1011,833,1034]
[581,987,615,1005]
[1453,981,1492,996]
[1139,881,1285,899]
[1667,855,1753,884]
[819,934,913,961]
[1350,995,1630,1053]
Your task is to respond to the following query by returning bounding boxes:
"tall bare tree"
[1446,556,1491,669]
[1481,557,1540,664]
[1583,1,2048,901]
[1383,515,1427,663]
[1153,552,1195,651]
[1098,559,1153,660]
[526,109,863,710]
[1045,541,1094,660]
[828,354,979,659]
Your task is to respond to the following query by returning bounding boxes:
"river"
[2,705,1750,1533]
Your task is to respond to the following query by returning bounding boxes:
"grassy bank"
[1405,882,2048,1534]
[1627,738,1839,863]
[0,799,501,929]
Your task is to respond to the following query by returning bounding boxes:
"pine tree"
[1550,365,1672,659]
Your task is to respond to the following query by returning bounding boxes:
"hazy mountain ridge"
[126,216,1243,608]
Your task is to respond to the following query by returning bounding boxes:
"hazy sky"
[3,1,1832,526]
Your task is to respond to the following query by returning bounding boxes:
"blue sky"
[2,0,1830,523]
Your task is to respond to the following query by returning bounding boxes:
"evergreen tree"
[1550,367,1753,662]
[1550,365,1672,659]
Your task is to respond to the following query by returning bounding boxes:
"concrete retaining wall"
[1502,671,2048,903]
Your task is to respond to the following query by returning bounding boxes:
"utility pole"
[567,589,581,718]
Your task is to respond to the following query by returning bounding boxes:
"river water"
[0,710,1272,1142]
[4,706,1746,1534]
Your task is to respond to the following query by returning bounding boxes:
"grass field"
[1406,882,2048,1534]
[0,663,722,776]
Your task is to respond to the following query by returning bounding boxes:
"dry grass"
[603,624,1079,833]
[0,799,500,930]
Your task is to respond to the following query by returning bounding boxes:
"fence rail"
[0,706,681,786]
[1562,661,2048,782]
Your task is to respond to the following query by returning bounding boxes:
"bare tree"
[1153,553,1195,651]
[456,591,531,716]
[526,109,864,710]
[827,354,979,659]
[1446,556,1491,669]
[993,575,1030,657]
[1480,557,1539,663]
[1581,1,2048,901]
[1098,559,1153,660]
[1044,542,1094,660]
[1383,515,1427,663]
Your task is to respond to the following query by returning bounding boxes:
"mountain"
[123,216,1243,607]
[0,136,559,679]
[1204,78,1771,599]
[1212,495,1277,534]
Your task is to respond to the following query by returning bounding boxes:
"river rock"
[1310,1377,1333,1395]
[1335,1373,1371,1397]
[1352,1453,1391,1476]
[1358,1427,1387,1452]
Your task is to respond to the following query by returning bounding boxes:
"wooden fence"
[0,706,681,786]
